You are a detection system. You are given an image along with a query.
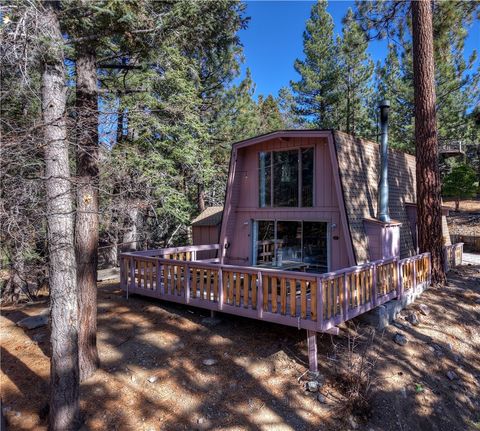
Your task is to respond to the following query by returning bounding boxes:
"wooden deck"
[119,243,463,371]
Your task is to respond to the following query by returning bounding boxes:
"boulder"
[16,315,48,330]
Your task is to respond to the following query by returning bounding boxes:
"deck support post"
[306,330,318,373]
[210,310,216,318]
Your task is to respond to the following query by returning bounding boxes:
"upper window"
[258,147,314,207]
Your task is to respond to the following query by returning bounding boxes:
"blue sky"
[237,0,480,99]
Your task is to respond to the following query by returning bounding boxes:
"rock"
[130,374,137,383]
[428,346,435,352]
[197,418,205,424]
[348,414,359,429]
[201,317,221,327]
[392,322,404,329]
[202,359,217,366]
[393,333,408,346]
[446,371,458,381]
[147,375,158,383]
[446,343,453,351]
[32,333,46,342]
[317,394,327,403]
[16,315,49,330]
[407,312,420,326]
[418,304,431,316]
[306,380,320,393]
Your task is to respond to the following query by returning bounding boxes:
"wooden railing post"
[129,256,135,299]
[397,258,403,300]
[257,271,263,319]
[120,256,125,289]
[317,277,323,331]
[342,273,349,322]
[372,264,378,306]
[218,267,224,310]
[413,257,418,293]
[185,263,190,304]
[155,259,161,292]
[428,253,432,286]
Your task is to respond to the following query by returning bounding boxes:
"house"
[120,123,462,373]
[196,129,450,273]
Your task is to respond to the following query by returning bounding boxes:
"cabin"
[196,129,451,271]
[120,125,463,372]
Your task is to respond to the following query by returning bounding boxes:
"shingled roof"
[191,206,223,227]
[332,131,417,263]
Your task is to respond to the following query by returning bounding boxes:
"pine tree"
[257,94,285,133]
[337,8,374,136]
[291,0,340,128]
[277,87,305,129]
[375,43,415,151]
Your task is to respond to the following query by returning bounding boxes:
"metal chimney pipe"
[378,100,391,222]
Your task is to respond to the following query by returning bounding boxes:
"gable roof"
[191,206,223,227]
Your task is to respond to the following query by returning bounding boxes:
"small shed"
[191,206,223,246]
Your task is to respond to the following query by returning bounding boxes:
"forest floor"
[1,264,480,431]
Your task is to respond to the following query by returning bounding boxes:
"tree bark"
[197,184,206,213]
[75,45,100,381]
[411,0,446,284]
[39,4,80,430]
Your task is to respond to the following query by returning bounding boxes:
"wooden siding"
[222,137,350,271]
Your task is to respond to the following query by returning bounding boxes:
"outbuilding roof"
[191,206,223,227]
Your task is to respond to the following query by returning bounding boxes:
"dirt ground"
[443,199,480,214]
[1,264,479,431]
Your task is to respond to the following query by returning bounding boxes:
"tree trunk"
[39,5,80,430]
[75,45,100,381]
[198,184,206,213]
[411,0,446,284]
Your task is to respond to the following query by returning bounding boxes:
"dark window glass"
[258,152,271,207]
[302,148,314,207]
[256,221,275,264]
[303,222,328,273]
[276,221,302,264]
[273,150,298,207]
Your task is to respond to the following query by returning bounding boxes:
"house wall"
[222,136,350,271]
[192,225,220,246]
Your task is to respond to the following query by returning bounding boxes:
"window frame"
[252,219,330,273]
[258,146,315,208]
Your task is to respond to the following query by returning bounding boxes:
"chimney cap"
[378,100,390,108]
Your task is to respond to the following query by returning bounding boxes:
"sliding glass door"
[253,220,328,273]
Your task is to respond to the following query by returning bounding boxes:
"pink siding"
[221,136,351,271]
[364,219,401,260]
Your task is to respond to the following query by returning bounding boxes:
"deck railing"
[118,243,464,333]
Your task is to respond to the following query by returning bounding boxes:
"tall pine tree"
[337,8,374,136]
[291,0,340,128]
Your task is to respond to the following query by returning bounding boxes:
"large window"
[254,220,328,273]
[258,148,314,207]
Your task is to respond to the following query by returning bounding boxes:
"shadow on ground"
[1,264,479,430]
